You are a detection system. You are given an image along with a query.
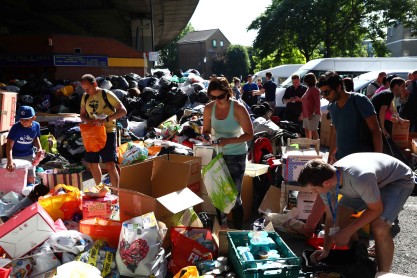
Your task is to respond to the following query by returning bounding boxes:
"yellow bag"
[38,184,82,221]
[173,266,199,278]
[79,123,107,152]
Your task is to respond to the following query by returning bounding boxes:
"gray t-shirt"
[321,152,413,205]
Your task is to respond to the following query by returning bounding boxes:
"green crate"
[227,231,301,278]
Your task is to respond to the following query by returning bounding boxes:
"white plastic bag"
[55,261,101,278]
[116,214,167,277]
[47,230,93,255]
[202,153,238,213]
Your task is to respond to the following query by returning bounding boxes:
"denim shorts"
[223,153,247,207]
[85,132,118,163]
[339,176,415,225]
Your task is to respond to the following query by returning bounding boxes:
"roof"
[1,0,199,49]
[177,29,220,44]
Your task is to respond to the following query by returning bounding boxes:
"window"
[220,40,224,47]
[212,39,217,48]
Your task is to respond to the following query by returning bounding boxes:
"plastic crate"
[227,231,301,278]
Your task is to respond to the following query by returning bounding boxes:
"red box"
[0,202,56,258]
[0,92,17,132]
[82,194,118,219]
[0,168,27,197]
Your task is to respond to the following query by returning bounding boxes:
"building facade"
[386,25,417,57]
[177,29,230,78]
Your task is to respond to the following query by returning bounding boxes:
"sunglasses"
[320,89,333,97]
[210,93,227,100]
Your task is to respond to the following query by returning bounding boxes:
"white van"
[275,57,417,110]
[253,64,303,85]
[353,70,411,95]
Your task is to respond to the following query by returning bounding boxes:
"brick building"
[177,29,230,78]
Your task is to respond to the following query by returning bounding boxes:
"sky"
[189,0,272,46]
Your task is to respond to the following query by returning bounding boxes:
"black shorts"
[84,132,117,163]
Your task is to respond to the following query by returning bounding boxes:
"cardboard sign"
[0,168,27,197]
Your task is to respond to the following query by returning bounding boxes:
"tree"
[223,45,250,80]
[249,0,414,60]
[157,23,194,71]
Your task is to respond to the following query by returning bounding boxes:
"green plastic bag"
[40,134,58,154]
[202,153,238,214]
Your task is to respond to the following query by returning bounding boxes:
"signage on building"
[0,55,53,66]
[148,52,158,62]
[53,55,108,66]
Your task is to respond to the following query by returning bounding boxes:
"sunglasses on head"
[210,93,227,100]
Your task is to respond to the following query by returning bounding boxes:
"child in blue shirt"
[6,106,42,184]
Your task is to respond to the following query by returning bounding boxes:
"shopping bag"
[202,153,237,213]
[79,123,107,152]
[174,266,199,278]
[168,226,218,275]
[115,213,167,277]
[38,184,82,221]
[40,133,58,154]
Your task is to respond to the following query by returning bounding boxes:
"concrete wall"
[386,25,417,57]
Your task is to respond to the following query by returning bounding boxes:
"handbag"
[79,123,107,152]
[202,153,238,214]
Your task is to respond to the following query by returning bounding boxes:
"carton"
[391,120,410,148]
[0,168,28,197]
[0,92,17,132]
[0,131,8,158]
[0,202,56,258]
[296,191,317,220]
[117,154,203,227]
[320,113,333,147]
[258,185,282,214]
[82,194,118,219]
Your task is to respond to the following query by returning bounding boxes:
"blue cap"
[17,106,35,120]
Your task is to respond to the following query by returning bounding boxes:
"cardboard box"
[0,202,56,258]
[0,92,17,132]
[226,175,253,223]
[296,191,317,220]
[82,194,118,219]
[285,155,322,183]
[320,113,333,147]
[117,154,203,227]
[0,168,28,197]
[258,185,282,214]
[0,132,8,158]
[391,120,410,148]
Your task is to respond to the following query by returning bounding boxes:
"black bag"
[302,241,377,278]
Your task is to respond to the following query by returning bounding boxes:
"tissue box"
[82,194,118,219]
[0,202,56,258]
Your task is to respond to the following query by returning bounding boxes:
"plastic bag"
[116,213,167,277]
[174,266,199,278]
[55,261,101,278]
[77,240,118,277]
[120,142,148,166]
[79,123,107,152]
[38,184,82,221]
[40,133,58,154]
[47,230,93,255]
[202,153,238,213]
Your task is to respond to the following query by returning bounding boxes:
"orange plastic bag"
[38,184,82,221]
[174,266,199,278]
[79,123,107,152]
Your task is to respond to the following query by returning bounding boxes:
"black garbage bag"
[128,80,138,89]
[124,73,141,82]
[140,100,164,128]
[111,89,128,101]
[191,83,205,94]
[162,87,188,107]
[159,76,172,90]
[123,96,143,114]
[140,87,159,102]
[109,75,129,90]
[152,70,166,79]
[138,77,158,91]
[98,78,113,90]
[164,104,184,120]
[20,80,44,96]
[196,90,209,104]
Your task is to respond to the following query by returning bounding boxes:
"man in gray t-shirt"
[298,152,414,273]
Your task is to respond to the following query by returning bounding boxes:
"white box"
[0,203,56,258]
[296,192,317,220]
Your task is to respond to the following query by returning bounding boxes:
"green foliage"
[249,0,414,60]
[156,23,194,71]
[213,45,251,80]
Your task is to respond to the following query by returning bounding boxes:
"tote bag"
[202,153,238,214]
[79,123,107,152]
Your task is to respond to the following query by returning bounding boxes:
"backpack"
[251,136,273,164]
[370,81,380,89]
[83,89,115,111]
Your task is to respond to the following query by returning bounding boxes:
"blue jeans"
[217,153,246,229]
